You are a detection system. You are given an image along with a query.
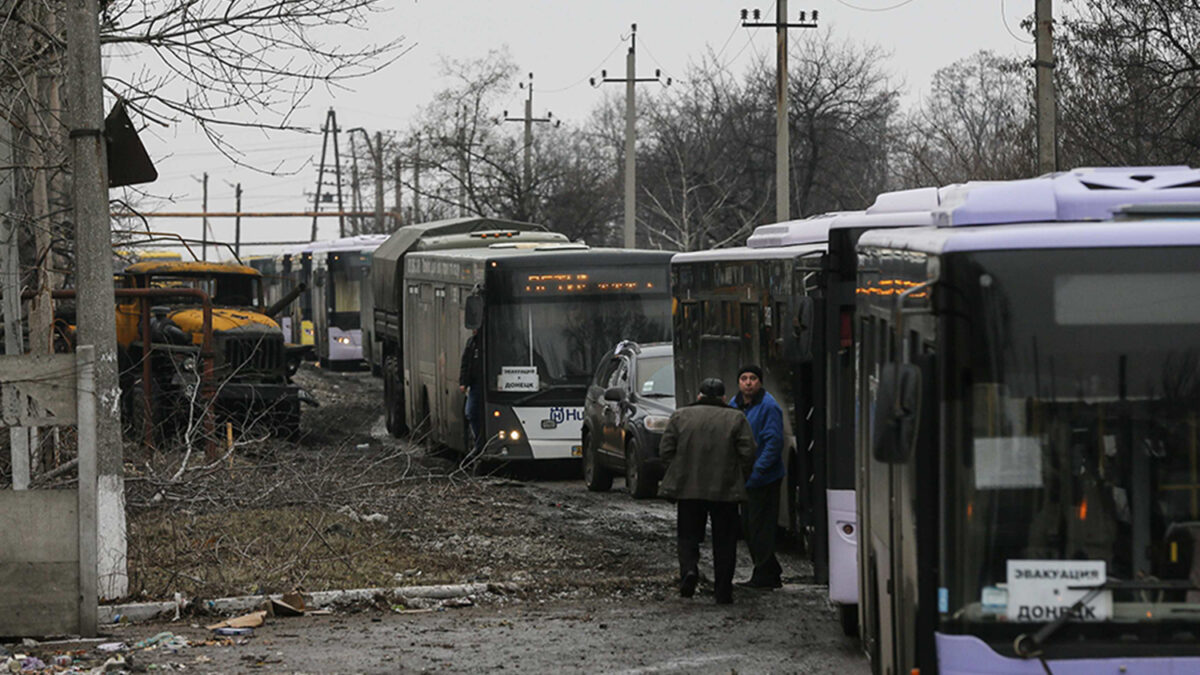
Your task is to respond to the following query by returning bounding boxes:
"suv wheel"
[625,437,657,499]
[583,431,612,492]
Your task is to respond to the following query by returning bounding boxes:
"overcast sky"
[114,0,1043,258]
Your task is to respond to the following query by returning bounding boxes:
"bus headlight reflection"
[644,415,670,432]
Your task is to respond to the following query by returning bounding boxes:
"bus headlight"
[509,430,521,441]
[644,415,670,432]
[334,336,352,345]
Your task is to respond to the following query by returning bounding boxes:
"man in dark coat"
[458,328,484,453]
[658,377,756,604]
[730,364,786,590]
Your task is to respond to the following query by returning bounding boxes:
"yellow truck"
[115,260,309,441]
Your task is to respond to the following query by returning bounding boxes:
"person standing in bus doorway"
[731,364,785,590]
[658,377,756,605]
[458,328,484,455]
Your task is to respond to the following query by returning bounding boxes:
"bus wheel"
[583,432,612,492]
[625,437,656,499]
[838,603,859,637]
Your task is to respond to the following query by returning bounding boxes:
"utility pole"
[1035,0,1057,174]
[199,173,209,260]
[310,109,347,241]
[66,0,126,599]
[234,183,243,258]
[504,73,558,221]
[592,24,670,248]
[742,4,818,222]
[348,133,363,236]
[411,137,422,224]
[1,107,31,491]
[393,156,403,230]
[374,131,385,234]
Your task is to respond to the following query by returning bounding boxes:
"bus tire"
[583,431,612,492]
[838,603,859,637]
[625,437,656,499]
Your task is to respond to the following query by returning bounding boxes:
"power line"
[540,39,627,94]
[832,0,917,11]
[1001,0,1035,44]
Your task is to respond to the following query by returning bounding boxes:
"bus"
[670,216,833,572]
[856,167,1200,674]
[307,234,389,368]
[369,217,570,434]
[402,245,673,459]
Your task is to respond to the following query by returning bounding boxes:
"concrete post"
[65,0,127,599]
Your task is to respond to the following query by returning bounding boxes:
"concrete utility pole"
[411,137,422,224]
[1,111,32,490]
[504,73,558,221]
[65,0,126,599]
[348,133,363,235]
[1035,0,1057,174]
[593,24,670,248]
[393,157,403,230]
[234,183,243,258]
[742,4,819,223]
[199,172,209,260]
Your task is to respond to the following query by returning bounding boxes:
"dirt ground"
[5,365,869,673]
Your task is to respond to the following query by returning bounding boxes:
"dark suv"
[581,341,676,498]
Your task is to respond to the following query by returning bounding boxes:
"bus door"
[434,286,450,443]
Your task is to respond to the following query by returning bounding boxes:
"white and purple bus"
[857,167,1200,674]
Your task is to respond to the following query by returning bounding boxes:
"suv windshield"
[635,355,674,397]
[942,248,1200,627]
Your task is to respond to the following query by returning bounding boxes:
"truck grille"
[222,333,284,377]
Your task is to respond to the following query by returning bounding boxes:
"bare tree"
[1057,0,1200,167]
[893,50,1035,187]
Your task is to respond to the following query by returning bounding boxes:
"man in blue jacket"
[731,364,785,589]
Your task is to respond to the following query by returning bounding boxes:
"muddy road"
[9,367,869,673]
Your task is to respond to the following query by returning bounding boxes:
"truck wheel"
[583,431,612,492]
[625,437,656,499]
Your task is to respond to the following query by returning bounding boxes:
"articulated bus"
[307,234,389,368]
[670,218,834,582]
[369,218,570,435]
[402,245,673,459]
[856,167,1200,674]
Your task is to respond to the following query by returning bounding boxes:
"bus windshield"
[326,252,369,330]
[485,293,670,397]
[943,247,1200,627]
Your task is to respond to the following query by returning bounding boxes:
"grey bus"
[857,167,1200,674]
[402,245,673,459]
[368,218,569,436]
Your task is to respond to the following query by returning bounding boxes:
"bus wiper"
[513,384,588,406]
[1014,579,1200,659]
[639,392,674,398]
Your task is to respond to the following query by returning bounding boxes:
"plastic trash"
[52,655,72,668]
[132,631,175,649]
[19,656,45,671]
[96,642,126,653]
[213,627,253,636]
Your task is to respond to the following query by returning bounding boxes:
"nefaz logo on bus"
[548,407,584,425]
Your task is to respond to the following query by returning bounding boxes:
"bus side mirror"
[783,296,814,364]
[872,362,921,463]
[464,294,483,330]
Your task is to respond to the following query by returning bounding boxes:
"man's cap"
[738,364,763,381]
[699,377,725,399]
